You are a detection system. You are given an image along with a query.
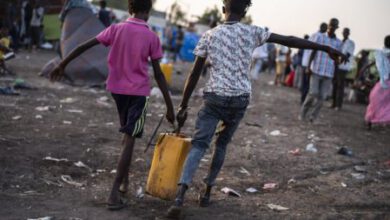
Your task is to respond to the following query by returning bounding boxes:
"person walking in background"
[300,18,343,123]
[250,43,268,80]
[98,0,112,27]
[293,34,309,89]
[359,35,390,130]
[174,25,184,62]
[274,44,289,85]
[30,0,44,50]
[300,23,328,104]
[21,0,33,48]
[331,28,355,110]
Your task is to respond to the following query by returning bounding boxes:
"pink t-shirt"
[96,18,163,96]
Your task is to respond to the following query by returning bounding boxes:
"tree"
[242,15,253,25]
[197,6,222,25]
[168,2,187,25]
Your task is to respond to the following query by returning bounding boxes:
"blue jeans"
[179,93,249,186]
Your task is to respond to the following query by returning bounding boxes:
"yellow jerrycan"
[160,63,173,85]
[146,133,191,200]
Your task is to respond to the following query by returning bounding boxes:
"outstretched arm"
[151,60,175,124]
[357,61,375,80]
[50,38,100,81]
[176,56,206,129]
[267,33,347,63]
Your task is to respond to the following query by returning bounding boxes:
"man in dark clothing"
[174,25,184,62]
[98,0,111,27]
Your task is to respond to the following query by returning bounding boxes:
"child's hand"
[50,65,65,82]
[176,107,188,129]
[166,107,175,125]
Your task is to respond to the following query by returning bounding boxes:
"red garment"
[285,71,295,87]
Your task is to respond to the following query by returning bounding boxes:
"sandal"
[107,197,128,211]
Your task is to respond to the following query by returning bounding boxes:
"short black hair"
[223,0,252,15]
[128,0,153,14]
[385,35,390,48]
[99,0,107,8]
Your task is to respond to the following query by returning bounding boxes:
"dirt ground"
[1,50,390,220]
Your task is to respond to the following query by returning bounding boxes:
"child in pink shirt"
[50,0,174,211]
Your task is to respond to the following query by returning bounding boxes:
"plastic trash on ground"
[221,187,241,197]
[267,204,289,211]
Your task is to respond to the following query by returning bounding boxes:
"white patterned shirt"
[194,22,271,96]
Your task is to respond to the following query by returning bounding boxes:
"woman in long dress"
[359,35,390,129]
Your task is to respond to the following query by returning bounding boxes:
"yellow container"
[146,133,192,200]
[160,63,173,85]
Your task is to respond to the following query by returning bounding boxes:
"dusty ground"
[1,50,390,220]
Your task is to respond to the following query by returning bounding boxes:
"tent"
[41,2,109,86]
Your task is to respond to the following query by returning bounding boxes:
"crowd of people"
[250,19,389,129]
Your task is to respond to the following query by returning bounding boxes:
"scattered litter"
[35,106,50,111]
[96,169,106,173]
[135,158,145,162]
[63,121,72,125]
[307,133,320,142]
[351,173,365,180]
[246,187,258,193]
[42,178,63,187]
[0,86,20,96]
[270,130,287,137]
[239,167,251,176]
[245,122,262,128]
[60,97,77,104]
[146,113,152,117]
[12,115,22,120]
[99,96,109,102]
[61,175,84,187]
[320,170,329,175]
[150,87,163,98]
[287,178,296,184]
[267,81,274,86]
[338,147,353,157]
[96,96,112,107]
[354,166,367,173]
[105,122,114,126]
[67,109,83,114]
[288,148,301,156]
[221,187,241,197]
[110,169,117,174]
[305,143,318,153]
[74,161,92,172]
[263,183,278,190]
[267,204,289,211]
[41,42,54,50]
[341,182,347,188]
[35,115,43,119]
[43,156,69,162]
[136,186,144,199]
[27,216,53,220]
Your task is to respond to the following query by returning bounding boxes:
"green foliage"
[242,15,253,25]
[168,2,187,25]
[197,6,222,25]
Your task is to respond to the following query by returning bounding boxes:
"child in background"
[168,0,346,217]
[0,27,12,72]
[50,0,175,211]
